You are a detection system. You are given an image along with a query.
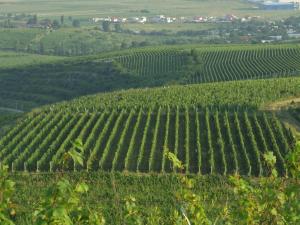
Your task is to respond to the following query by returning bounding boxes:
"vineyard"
[112,45,300,83]
[116,49,188,76]
[47,77,300,112]
[12,172,230,224]
[290,107,300,123]
[189,46,300,83]
[0,44,300,111]
[0,107,294,176]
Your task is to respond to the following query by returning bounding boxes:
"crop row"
[116,49,188,76]
[189,47,300,83]
[0,108,294,176]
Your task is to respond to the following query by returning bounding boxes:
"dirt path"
[261,97,300,111]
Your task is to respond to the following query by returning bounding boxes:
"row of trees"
[27,15,80,28]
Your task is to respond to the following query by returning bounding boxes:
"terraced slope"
[0,45,299,111]
[0,108,294,176]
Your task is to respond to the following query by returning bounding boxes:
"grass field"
[0,0,299,19]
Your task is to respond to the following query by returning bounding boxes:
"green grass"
[0,0,298,19]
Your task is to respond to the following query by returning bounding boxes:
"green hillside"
[1,77,299,175]
[0,41,300,225]
[0,44,300,111]
[47,77,300,111]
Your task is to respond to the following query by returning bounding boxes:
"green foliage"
[102,21,111,32]
[188,47,300,83]
[166,147,212,225]
[33,139,105,225]
[165,150,184,171]
[123,196,143,225]
[0,164,15,225]
[1,45,300,111]
[33,179,105,225]
[227,149,300,225]
[48,77,300,112]
[72,20,80,28]
[57,133,85,171]
[286,141,300,179]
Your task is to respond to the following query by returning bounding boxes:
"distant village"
[92,14,257,25]
[91,1,300,25]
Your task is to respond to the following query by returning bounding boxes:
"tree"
[60,15,64,25]
[114,23,122,32]
[14,40,20,51]
[27,15,38,25]
[72,19,80,28]
[52,20,60,29]
[102,21,111,32]
[39,42,45,54]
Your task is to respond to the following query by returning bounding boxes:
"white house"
[139,17,147,23]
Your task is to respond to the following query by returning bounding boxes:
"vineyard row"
[0,108,294,176]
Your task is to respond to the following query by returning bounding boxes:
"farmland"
[0,0,297,19]
[0,44,300,111]
[0,51,62,68]
[11,172,230,224]
[0,2,300,220]
[0,107,294,176]
[1,75,299,177]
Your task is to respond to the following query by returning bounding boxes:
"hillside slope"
[1,77,299,175]
[1,44,299,111]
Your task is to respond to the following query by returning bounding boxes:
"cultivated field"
[0,44,300,111]
[0,0,297,19]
